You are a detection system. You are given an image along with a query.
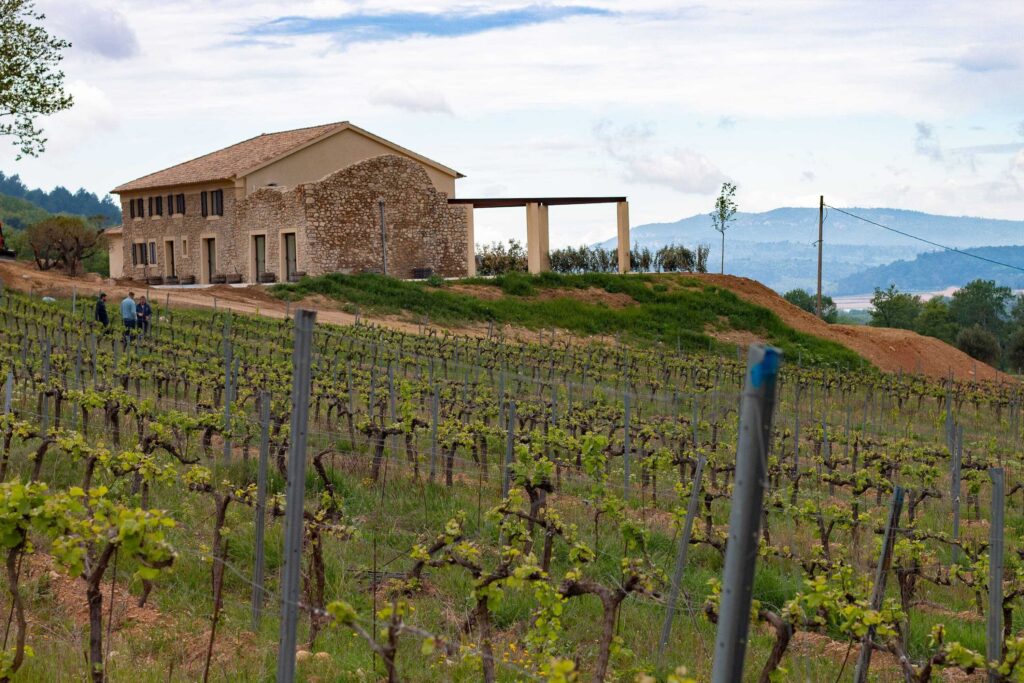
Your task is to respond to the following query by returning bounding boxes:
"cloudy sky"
[5,0,1024,246]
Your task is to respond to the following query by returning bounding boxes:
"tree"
[1007,328,1024,373]
[949,279,1012,339]
[783,288,837,323]
[914,297,957,343]
[869,284,922,329]
[710,182,737,274]
[25,215,105,275]
[955,324,1000,365]
[0,0,74,158]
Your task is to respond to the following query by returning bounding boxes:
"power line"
[824,204,1024,276]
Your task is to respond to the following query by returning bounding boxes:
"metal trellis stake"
[657,454,706,663]
[276,309,316,683]
[951,426,963,564]
[623,392,631,500]
[503,400,517,498]
[3,371,12,414]
[251,391,271,630]
[988,468,1006,683]
[710,344,781,683]
[223,315,233,463]
[853,485,905,683]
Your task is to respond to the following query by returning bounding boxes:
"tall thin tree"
[711,182,738,274]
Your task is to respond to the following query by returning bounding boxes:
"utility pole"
[816,195,823,318]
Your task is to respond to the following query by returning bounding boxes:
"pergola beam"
[452,196,629,275]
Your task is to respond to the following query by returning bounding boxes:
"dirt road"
[0,260,1004,381]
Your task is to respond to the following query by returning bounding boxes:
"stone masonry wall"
[298,154,468,278]
[119,183,239,282]
[120,153,468,283]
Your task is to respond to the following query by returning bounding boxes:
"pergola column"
[616,200,630,273]
[463,204,476,276]
[526,201,550,274]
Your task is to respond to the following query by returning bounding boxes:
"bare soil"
[0,260,1004,381]
[692,274,1007,381]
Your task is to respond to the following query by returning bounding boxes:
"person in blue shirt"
[121,292,137,346]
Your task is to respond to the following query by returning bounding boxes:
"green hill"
[0,192,50,230]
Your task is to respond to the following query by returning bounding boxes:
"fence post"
[251,391,271,630]
[951,426,963,564]
[710,345,781,683]
[503,400,517,498]
[853,486,905,683]
[41,338,51,430]
[3,371,12,414]
[988,468,1005,683]
[223,315,233,463]
[657,454,706,663]
[276,309,316,683]
[623,392,631,501]
[429,385,439,482]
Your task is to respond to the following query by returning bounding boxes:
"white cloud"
[42,1,139,59]
[914,122,942,161]
[594,121,724,193]
[367,86,453,115]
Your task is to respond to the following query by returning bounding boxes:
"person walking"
[120,291,137,346]
[94,292,109,328]
[136,295,152,335]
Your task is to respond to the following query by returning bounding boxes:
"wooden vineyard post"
[657,454,706,664]
[429,385,439,482]
[853,486,905,683]
[710,345,781,683]
[623,391,632,501]
[40,338,51,430]
[276,310,315,683]
[251,391,271,630]
[503,400,517,498]
[988,468,1005,683]
[222,315,233,463]
[3,370,12,414]
[951,426,963,564]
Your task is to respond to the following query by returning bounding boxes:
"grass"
[273,272,866,369]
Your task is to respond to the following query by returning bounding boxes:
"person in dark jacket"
[94,292,109,327]
[136,295,152,335]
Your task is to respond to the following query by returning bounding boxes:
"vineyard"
[2,284,1024,682]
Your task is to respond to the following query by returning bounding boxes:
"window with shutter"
[148,197,153,216]
[212,189,224,216]
[136,199,144,217]
[177,194,185,214]
[201,191,208,217]
[149,242,156,264]
[131,244,137,266]
[155,196,163,216]
[129,201,135,219]
[166,194,173,215]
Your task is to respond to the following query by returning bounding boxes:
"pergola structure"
[448,196,629,276]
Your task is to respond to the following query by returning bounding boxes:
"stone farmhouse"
[108,121,472,283]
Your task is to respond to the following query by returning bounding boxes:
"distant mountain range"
[833,246,1024,295]
[597,207,1024,294]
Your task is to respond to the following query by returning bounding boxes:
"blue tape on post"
[750,348,781,388]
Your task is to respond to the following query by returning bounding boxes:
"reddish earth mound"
[0,259,1004,381]
[693,274,1005,381]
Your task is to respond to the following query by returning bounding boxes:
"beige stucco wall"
[107,233,123,279]
[243,128,457,197]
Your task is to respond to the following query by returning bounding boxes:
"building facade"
[110,121,471,282]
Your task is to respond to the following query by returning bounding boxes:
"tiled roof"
[112,121,350,193]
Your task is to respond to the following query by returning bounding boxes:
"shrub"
[955,324,1000,365]
[477,240,527,276]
